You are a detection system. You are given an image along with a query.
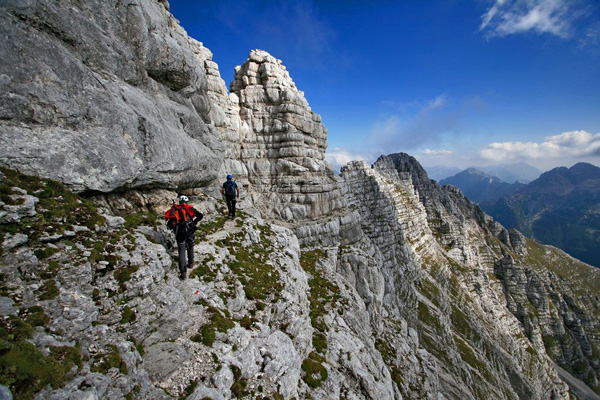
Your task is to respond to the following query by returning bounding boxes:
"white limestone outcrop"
[0,1,598,399]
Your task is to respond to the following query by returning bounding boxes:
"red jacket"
[165,203,203,230]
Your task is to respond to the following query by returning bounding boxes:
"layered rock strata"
[228,50,346,222]
[0,170,420,399]
[383,153,600,395]
[337,156,570,399]
[0,0,223,192]
[1,1,600,399]
[0,0,347,226]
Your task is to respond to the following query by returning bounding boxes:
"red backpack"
[165,204,195,231]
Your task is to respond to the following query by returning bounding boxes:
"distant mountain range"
[426,162,541,183]
[481,163,600,268]
[425,165,462,181]
[439,168,525,204]
[475,162,542,183]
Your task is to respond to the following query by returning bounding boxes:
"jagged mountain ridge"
[476,162,542,184]
[439,168,525,204]
[482,162,600,268]
[423,165,462,182]
[425,162,541,184]
[382,154,600,397]
[1,1,599,399]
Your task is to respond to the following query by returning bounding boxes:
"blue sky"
[169,0,600,173]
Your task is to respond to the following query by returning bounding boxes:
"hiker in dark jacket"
[165,195,203,279]
[221,174,240,219]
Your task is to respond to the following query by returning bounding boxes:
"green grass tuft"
[195,215,228,241]
[123,211,159,229]
[230,365,247,398]
[49,345,82,370]
[301,352,328,388]
[179,380,198,400]
[300,249,341,358]
[114,265,139,291]
[38,279,60,300]
[127,336,145,356]
[34,247,59,260]
[0,316,33,342]
[120,306,136,324]
[0,338,81,400]
[20,306,50,328]
[239,315,254,330]
[91,344,128,375]
[192,306,235,347]
[375,338,404,389]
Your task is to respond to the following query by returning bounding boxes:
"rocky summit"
[1,1,599,399]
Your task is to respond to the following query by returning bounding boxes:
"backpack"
[165,204,195,234]
[224,180,237,197]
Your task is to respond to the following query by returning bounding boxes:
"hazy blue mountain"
[424,165,461,182]
[425,163,541,184]
[482,163,600,268]
[439,168,525,204]
[474,162,542,183]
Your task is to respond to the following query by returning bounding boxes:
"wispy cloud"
[418,149,458,169]
[423,149,454,156]
[580,21,600,50]
[325,147,371,172]
[370,94,456,151]
[421,95,447,114]
[479,130,600,164]
[479,0,579,38]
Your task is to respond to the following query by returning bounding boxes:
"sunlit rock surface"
[0,1,599,399]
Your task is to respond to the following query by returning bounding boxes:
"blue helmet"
[227,174,232,180]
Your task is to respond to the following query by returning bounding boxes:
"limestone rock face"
[0,0,345,223]
[0,173,415,399]
[0,0,223,192]
[378,153,600,396]
[1,2,600,399]
[338,156,571,399]
[228,50,346,222]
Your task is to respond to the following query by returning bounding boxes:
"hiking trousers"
[225,195,237,218]
[176,233,195,274]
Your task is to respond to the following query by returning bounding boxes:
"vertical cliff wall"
[0,0,226,192]
[337,156,574,399]
[228,50,346,221]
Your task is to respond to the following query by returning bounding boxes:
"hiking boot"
[179,270,186,280]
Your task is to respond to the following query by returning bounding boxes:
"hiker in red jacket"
[165,195,203,280]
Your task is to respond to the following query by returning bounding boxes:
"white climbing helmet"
[179,195,189,202]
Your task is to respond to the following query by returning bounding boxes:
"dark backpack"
[176,218,194,236]
[224,180,237,197]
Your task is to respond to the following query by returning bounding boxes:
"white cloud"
[423,149,454,156]
[580,21,600,50]
[371,115,403,146]
[421,95,447,114]
[480,0,576,38]
[479,130,600,163]
[325,147,370,172]
[370,94,455,151]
